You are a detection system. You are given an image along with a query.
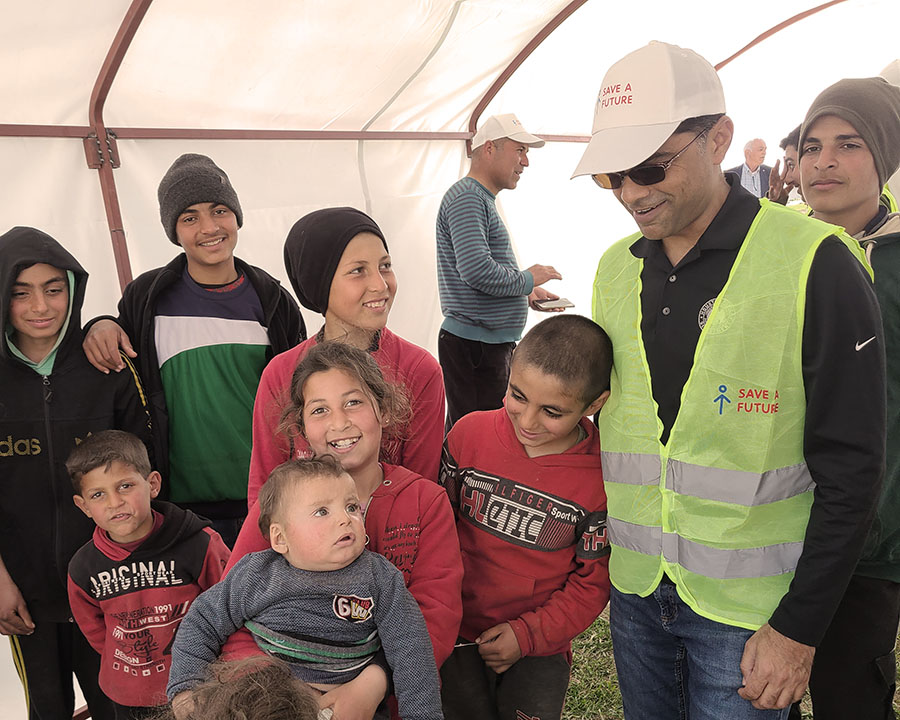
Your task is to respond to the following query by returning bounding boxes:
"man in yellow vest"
[797,75,900,720]
[572,42,886,717]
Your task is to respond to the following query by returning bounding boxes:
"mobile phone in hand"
[534,298,575,310]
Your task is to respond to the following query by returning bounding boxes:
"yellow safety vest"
[882,185,899,213]
[592,200,870,629]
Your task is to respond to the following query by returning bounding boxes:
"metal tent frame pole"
[0,0,848,298]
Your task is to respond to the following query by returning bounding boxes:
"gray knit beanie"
[801,77,900,189]
[157,154,243,244]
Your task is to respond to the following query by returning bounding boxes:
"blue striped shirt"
[435,177,533,343]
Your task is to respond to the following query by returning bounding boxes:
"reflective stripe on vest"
[665,458,814,506]
[604,452,817,503]
[593,199,870,630]
[608,516,804,579]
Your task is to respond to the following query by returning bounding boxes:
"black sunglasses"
[592,129,708,190]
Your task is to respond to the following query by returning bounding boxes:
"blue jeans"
[610,584,789,720]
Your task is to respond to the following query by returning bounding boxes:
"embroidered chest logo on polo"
[698,298,716,330]
[333,594,374,623]
[697,295,735,334]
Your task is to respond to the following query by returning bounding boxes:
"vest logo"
[333,594,374,623]
[713,385,731,415]
[0,435,41,456]
[714,384,780,415]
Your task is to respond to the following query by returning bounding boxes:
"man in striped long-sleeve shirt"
[436,113,562,429]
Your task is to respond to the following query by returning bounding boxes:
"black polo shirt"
[629,178,885,646]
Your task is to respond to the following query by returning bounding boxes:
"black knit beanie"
[283,207,388,315]
[801,77,900,189]
[157,154,243,244]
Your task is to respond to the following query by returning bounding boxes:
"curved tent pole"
[467,0,849,150]
[714,0,847,70]
[467,0,590,156]
[87,0,154,292]
[0,0,853,299]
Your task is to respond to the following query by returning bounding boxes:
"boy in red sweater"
[65,430,230,719]
[439,314,612,720]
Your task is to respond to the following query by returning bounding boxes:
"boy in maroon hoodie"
[66,430,230,719]
[439,315,612,720]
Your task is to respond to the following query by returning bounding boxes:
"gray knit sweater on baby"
[167,549,442,720]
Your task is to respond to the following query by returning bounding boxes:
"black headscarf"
[283,207,388,315]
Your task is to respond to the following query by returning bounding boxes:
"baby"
[167,456,442,720]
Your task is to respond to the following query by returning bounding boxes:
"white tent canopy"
[3,0,900,715]
[3,0,899,353]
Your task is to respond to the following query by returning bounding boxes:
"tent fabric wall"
[111,137,467,344]
[2,0,900,356]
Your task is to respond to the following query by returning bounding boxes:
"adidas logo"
[0,435,42,456]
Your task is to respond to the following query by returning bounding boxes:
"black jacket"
[90,254,305,481]
[0,227,152,622]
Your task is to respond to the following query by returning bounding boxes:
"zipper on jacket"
[42,374,64,592]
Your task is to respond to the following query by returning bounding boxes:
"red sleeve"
[247,357,294,509]
[219,502,269,660]
[219,626,266,662]
[405,486,463,667]
[197,529,231,589]
[67,576,106,655]
[508,511,611,658]
[397,352,445,482]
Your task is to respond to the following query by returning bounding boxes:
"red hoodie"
[67,502,230,706]
[247,328,445,509]
[441,409,610,659]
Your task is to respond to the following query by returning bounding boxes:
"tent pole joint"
[83,130,120,169]
[83,133,103,169]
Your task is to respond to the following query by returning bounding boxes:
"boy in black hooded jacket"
[0,226,152,720]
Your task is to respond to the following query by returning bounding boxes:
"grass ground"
[563,610,899,719]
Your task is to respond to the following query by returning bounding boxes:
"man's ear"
[584,390,611,417]
[709,115,735,165]
[72,494,92,519]
[269,523,288,555]
[147,471,162,499]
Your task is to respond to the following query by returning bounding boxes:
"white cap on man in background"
[471,113,545,150]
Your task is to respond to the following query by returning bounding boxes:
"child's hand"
[82,319,135,373]
[0,567,33,636]
[476,622,522,674]
[318,663,388,720]
[170,690,196,720]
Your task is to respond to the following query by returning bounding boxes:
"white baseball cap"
[572,42,726,178]
[472,113,545,150]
